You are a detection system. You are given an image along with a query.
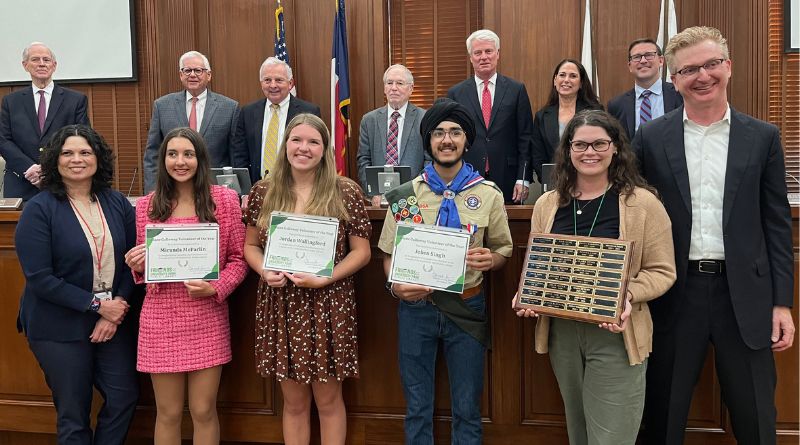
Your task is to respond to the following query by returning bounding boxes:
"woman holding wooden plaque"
[124,127,248,444]
[513,110,676,445]
[242,114,371,445]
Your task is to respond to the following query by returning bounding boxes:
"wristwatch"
[384,281,399,299]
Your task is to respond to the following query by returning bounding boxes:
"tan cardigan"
[531,187,677,365]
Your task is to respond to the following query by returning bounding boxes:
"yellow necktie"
[263,103,281,177]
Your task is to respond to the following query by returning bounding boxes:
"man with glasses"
[633,26,794,445]
[0,42,89,200]
[143,50,240,192]
[356,64,428,206]
[232,57,320,184]
[378,98,512,445]
[608,38,682,141]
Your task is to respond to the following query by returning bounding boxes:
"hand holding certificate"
[388,223,471,293]
[262,212,340,277]
[145,224,220,282]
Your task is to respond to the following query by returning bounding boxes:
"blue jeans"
[397,293,486,445]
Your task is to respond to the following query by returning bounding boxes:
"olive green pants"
[549,318,647,445]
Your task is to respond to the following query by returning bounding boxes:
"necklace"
[573,185,610,237]
[574,195,600,215]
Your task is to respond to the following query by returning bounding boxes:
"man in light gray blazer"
[143,51,239,193]
[357,64,428,206]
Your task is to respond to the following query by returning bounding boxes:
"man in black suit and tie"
[142,51,240,193]
[447,29,534,203]
[633,26,795,445]
[0,42,89,200]
[357,64,428,206]
[608,38,682,142]
[232,57,321,184]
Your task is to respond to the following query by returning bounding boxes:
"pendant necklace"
[573,185,610,237]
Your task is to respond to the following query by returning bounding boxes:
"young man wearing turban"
[378,98,513,444]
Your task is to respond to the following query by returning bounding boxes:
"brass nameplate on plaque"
[515,233,634,325]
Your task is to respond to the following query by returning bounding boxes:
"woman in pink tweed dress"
[124,128,247,444]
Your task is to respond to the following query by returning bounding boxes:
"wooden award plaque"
[515,233,634,325]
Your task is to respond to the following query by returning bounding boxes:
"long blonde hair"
[256,114,351,228]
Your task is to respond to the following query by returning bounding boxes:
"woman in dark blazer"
[531,59,603,183]
[15,124,139,445]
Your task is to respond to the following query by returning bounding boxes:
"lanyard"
[572,186,609,237]
[68,195,108,289]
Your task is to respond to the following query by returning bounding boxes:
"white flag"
[581,0,599,98]
[657,0,678,82]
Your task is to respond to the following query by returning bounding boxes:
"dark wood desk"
[0,207,797,444]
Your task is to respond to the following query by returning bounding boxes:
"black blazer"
[530,100,602,182]
[231,96,321,183]
[632,107,794,349]
[15,189,137,341]
[447,74,534,202]
[607,82,682,141]
[0,85,90,200]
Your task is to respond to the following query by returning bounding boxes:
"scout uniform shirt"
[378,175,513,289]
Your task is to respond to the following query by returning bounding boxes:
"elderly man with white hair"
[142,50,240,193]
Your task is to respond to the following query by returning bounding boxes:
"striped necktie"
[386,111,400,165]
[640,90,653,125]
[263,103,280,177]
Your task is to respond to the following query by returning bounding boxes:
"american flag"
[274,1,296,95]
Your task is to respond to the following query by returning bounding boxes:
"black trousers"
[643,271,777,445]
[28,322,139,445]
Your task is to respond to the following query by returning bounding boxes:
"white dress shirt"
[260,95,291,175]
[31,81,55,116]
[386,102,409,161]
[684,106,730,260]
[185,89,208,132]
[635,79,665,130]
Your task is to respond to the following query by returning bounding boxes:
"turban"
[419,98,476,152]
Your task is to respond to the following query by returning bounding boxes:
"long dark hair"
[551,110,656,206]
[545,58,602,108]
[40,124,115,199]
[148,127,216,222]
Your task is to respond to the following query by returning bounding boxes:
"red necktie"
[386,111,400,165]
[481,79,492,129]
[37,90,46,132]
[189,97,198,131]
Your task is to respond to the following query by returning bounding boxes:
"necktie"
[386,111,400,165]
[481,79,492,129]
[639,90,653,125]
[262,103,281,177]
[188,97,198,131]
[37,90,46,132]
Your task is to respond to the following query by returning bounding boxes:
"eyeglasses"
[570,139,613,152]
[674,58,725,77]
[629,52,659,63]
[431,128,465,140]
[180,67,208,76]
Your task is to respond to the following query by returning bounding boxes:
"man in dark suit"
[633,26,795,445]
[608,38,682,141]
[357,64,428,206]
[0,42,89,200]
[142,51,240,193]
[232,57,321,184]
[447,29,534,203]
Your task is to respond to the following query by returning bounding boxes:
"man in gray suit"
[357,64,427,206]
[142,50,239,192]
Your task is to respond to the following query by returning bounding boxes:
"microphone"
[126,167,138,196]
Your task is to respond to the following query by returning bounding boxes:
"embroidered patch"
[464,194,481,210]
[412,214,423,223]
[409,205,419,215]
[394,212,402,222]
[400,208,410,218]
[391,203,399,213]
[407,196,418,206]
[398,198,408,208]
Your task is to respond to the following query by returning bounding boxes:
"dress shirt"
[386,102,409,161]
[260,94,291,176]
[634,79,665,130]
[474,73,497,109]
[185,89,208,132]
[684,106,730,260]
[31,81,55,116]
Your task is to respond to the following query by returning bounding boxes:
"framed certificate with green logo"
[388,223,471,293]
[262,212,340,277]
[145,224,220,282]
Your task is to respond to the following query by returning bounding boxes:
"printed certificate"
[388,223,471,293]
[145,224,220,282]
[262,212,340,277]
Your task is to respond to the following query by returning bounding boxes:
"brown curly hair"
[551,110,656,206]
